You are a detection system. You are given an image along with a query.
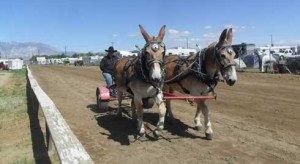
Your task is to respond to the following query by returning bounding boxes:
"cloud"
[224,24,249,32]
[112,34,118,38]
[182,31,191,36]
[168,29,179,35]
[128,32,140,37]
[274,40,300,46]
[164,24,253,49]
[168,29,191,39]
[204,25,212,29]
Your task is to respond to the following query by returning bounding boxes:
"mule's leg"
[134,97,145,136]
[166,88,175,120]
[131,98,137,120]
[194,101,203,131]
[200,101,213,140]
[154,91,167,138]
[116,89,123,117]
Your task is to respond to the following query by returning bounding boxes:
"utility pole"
[186,37,189,49]
[64,46,67,56]
[271,34,273,47]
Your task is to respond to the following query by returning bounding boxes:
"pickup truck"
[278,50,295,59]
[0,61,9,70]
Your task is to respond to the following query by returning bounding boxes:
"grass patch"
[0,69,59,163]
[0,69,35,163]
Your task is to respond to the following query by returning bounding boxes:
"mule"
[114,25,167,137]
[163,28,237,140]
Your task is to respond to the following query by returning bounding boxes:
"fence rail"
[27,66,94,164]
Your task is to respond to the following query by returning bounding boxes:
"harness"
[123,41,166,98]
[166,44,236,95]
[214,43,237,76]
[137,41,166,89]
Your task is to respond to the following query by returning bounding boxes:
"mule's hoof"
[153,130,161,139]
[205,133,213,140]
[195,126,202,131]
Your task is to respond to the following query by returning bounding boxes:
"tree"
[72,53,79,58]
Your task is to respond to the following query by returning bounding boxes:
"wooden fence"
[27,66,94,164]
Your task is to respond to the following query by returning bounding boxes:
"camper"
[8,59,24,70]
[256,45,297,58]
[166,47,197,56]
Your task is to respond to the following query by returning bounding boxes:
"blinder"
[137,41,166,88]
[142,41,165,68]
[215,45,236,69]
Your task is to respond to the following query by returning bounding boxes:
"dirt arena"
[29,65,300,164]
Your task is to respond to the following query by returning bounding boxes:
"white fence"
[26,66,94,163]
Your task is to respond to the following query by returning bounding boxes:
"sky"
[0,0,300,53]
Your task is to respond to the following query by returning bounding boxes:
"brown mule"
[114,25,167,137]
[164,28,237,140]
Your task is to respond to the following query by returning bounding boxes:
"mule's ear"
[226,28,233,44]
[157,25,166,42]
[139,24,151,42]
[219,28,228,43]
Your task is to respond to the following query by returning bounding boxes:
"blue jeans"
[102,73,115,95]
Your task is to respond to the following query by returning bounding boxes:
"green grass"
[8,158,34,164]
[0,68,60,163]
[0,69,34,163]
[11,69,27,78]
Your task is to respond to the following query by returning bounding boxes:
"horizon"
[1,0,300,53]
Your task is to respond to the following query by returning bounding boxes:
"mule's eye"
[152,43,159,52]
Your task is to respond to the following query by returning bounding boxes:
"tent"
[234,58,247,69]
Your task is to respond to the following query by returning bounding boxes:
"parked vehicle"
[278,49,295,59]
[0,61,9,70]
[286,56,300,74]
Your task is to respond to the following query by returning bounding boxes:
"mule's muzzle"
[152,77,162,84]
[226,79,236,86]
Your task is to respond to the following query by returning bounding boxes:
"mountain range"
[0,42,67,59]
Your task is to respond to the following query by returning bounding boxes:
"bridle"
[142,41,165,69]
[137,40,166,88]
[214,44,236,74]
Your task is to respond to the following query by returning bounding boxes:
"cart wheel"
[96,93,109,110]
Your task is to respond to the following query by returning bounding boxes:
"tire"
[96,89,109,110]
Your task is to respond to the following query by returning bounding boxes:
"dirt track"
[29,65,300,164]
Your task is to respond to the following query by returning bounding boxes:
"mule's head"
[215,28,237,86]
[139,24,166,85]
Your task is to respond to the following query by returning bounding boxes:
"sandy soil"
[29,65,300,164]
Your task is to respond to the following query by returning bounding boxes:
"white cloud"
[224,24,250,32]
[128,32,140,37]
[204,25,212,29]
[275,40,300,46]
[168,29,179,35]
[168,29,191,39]
[182,31,191,36]
[112,34,118,38]
[202,32,220,40]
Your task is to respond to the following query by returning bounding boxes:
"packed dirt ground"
[29,65,300,164]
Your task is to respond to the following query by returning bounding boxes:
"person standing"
[100,46,120,96]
